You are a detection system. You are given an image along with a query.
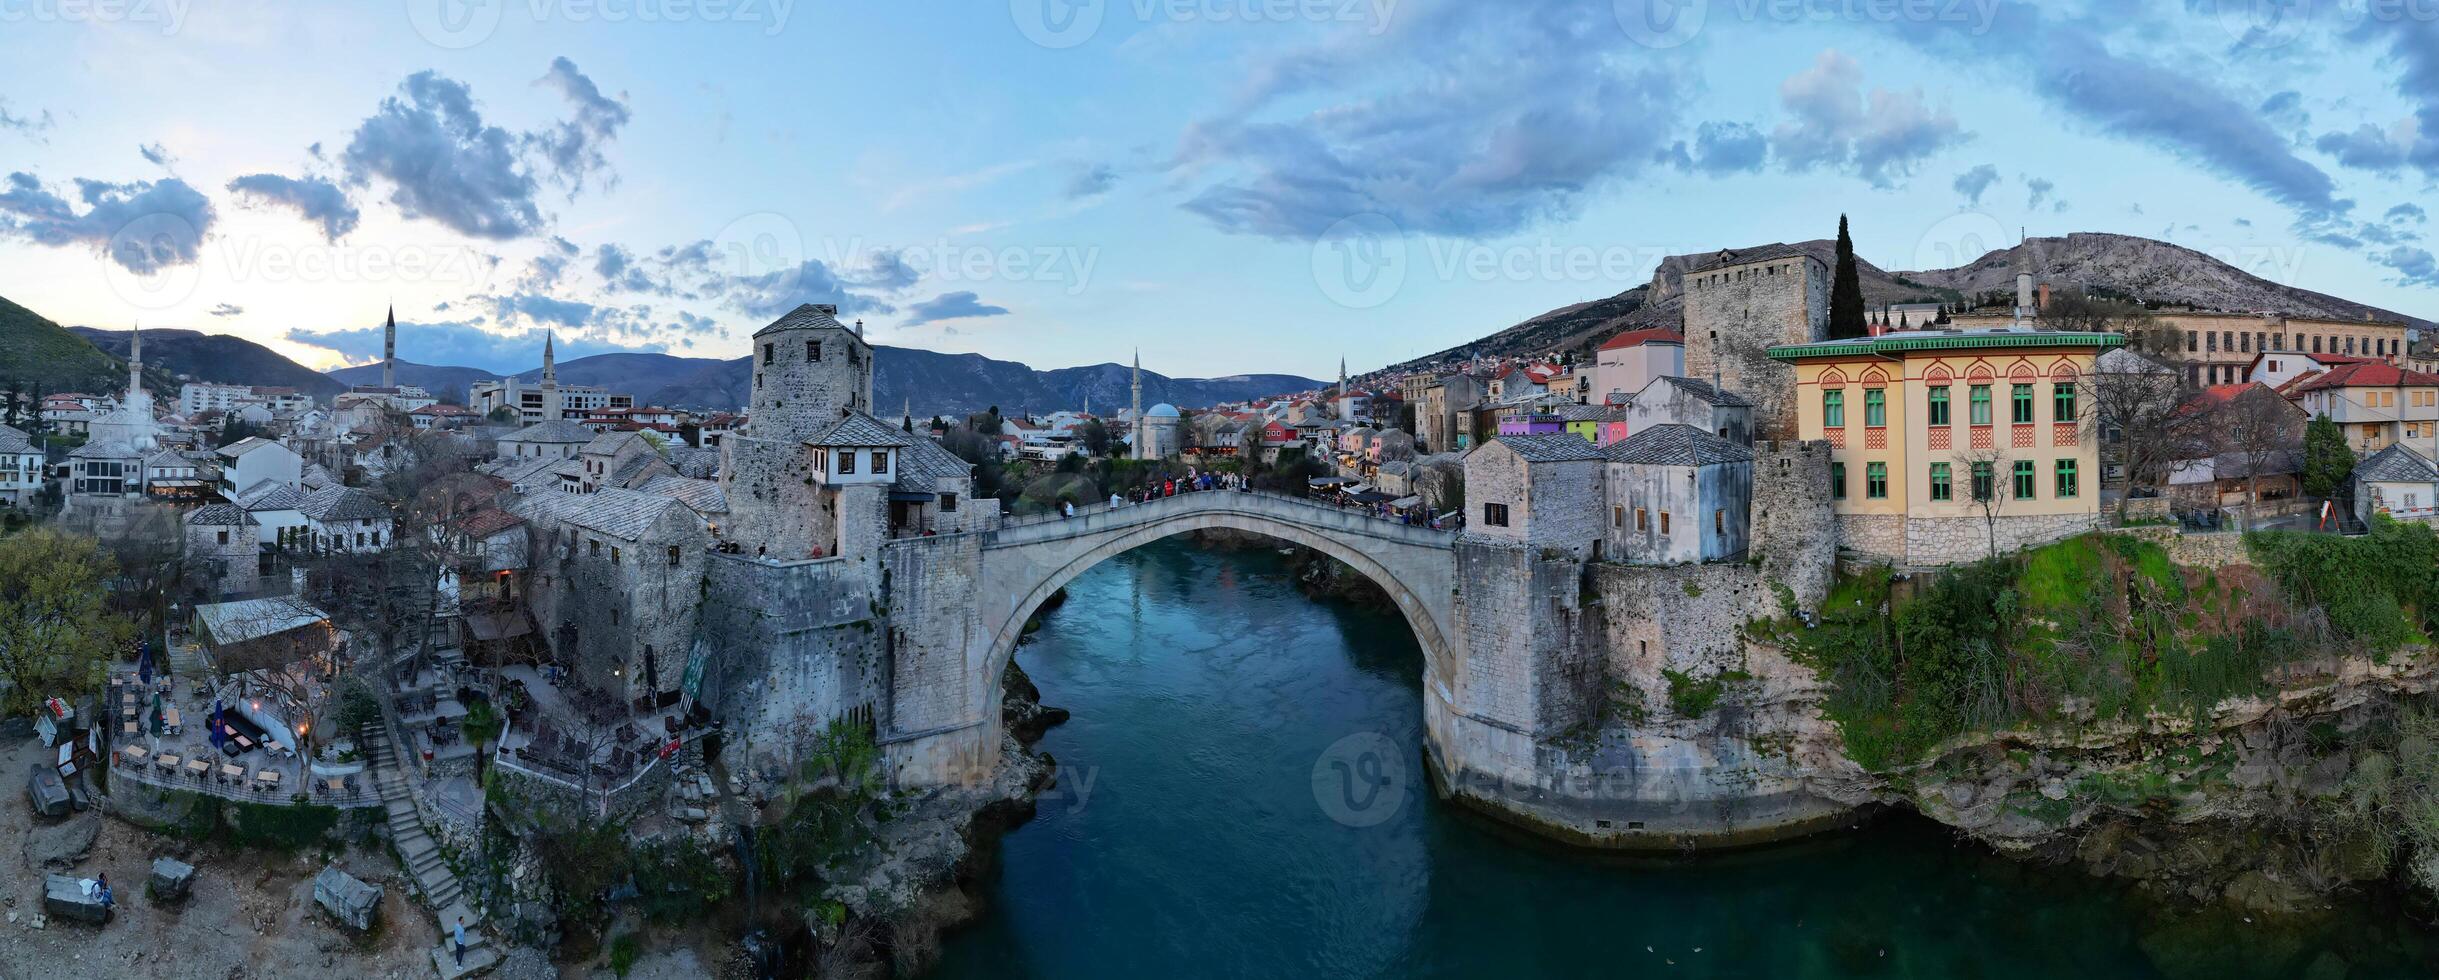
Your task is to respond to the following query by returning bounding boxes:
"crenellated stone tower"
[1681,247,1827,441]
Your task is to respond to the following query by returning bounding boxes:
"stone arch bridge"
[876,491,1461,781]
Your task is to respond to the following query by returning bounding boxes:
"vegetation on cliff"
[1776,523,2439,771]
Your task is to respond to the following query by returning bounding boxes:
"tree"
[0,529,134,717]
[2214,385,2305,531]
[1828,215,1867,339]
[2087,349,2204,519]
[1954,444,2013,559]
[486,405,521,424]
[460,698,499,781]
[1076,418,1112,458]
[2302,413,2354,501]
[2039,288,2155,336]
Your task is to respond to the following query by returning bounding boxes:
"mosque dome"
[1145,403,1181,419]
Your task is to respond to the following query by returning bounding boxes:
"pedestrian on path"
[455,916,467,966]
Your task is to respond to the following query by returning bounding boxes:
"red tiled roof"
[1598,328,1685,351]
[2290,361,2439,392]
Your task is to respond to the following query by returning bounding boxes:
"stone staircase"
[363,722,495,978]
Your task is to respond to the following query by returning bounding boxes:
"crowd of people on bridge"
[1047,466,1455,531]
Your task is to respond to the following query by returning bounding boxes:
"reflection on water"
[934,541,2433,980]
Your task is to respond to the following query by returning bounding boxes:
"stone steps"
[430,925,498,979]
[360,720,490,978]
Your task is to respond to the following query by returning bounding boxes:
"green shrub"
[609,932,641,977]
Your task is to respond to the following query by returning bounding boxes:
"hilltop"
[72,326,344,398]
[0,297,136,396]
[1385,232,2434,374]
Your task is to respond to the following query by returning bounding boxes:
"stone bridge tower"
[721,304,877,559]
[1682,248,1827,441]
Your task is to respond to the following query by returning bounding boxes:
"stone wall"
[1683,255,1826,440]
[185,520,259,597]
[876,535,994,784]
[698,551,885,778]
[1750,439,1834,606]
[747,317,870,445]
[718,434,827,560]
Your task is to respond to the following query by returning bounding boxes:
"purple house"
[1497,412,1565,436]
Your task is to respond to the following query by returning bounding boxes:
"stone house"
[520,487,710,701]
[1418,373,1483,454]
[1622,376,1754,445]
[2353,445,2439,524]
[1599,424,1754,565]
[1767,329,2120,566]
[564,431,671,495]
[495,419,598,461]
[296,486,394,554]
[184,503,261,596]
[235,482,309,548]
[1461,434,1605,559]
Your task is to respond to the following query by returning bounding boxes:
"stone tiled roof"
[892,435,973,492]
[664,446,720,479]
[298,486,389,523]
[480,453,565,487]
[236,482,306,511]
[557,487,688,541]
[1493,434,1604,462]
[501,420,599,444]
[2355,445,2439,485]
[581,431,643,456]
[1687,243,1817,273]
[1603,424,1754,466]
[68,439,139,460]
[807,411,917,449]
[636,475,729,515]
[753,302,867,341]
[1549,404,1629,422]
[186,503,257,527]
[1648,376,1754,407]
[0,425,34,455]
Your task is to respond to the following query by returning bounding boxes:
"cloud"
[851,248,921,293]
[1771,50,1967,188]
[2314,119,2418,173]
[902,291,1010,326]
[2349,13,2439,182]
[2373,245,2439,288]
[2024,176,2056,211]
[1173,1,1687,239]
[2389,203,2429,224]
[341,70,545,240]
[490,291,595,328]
[1063,162,1118,198]
[0,172,216,273]
[1952,164,2000,205]
[527,57,631,194]
[209,302,242,317]
[1660,121,1768,176]
[139,142,174,166]
[0,100,52,141]
[226,172,361,241]
[1882,6,2346,220]
[2258,90,2309,130]
[287,320,659,374]
[2235,218,2253,227]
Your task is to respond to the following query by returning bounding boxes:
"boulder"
[148,857,195,903]
[312,865,381,933]
[40,874,111,926]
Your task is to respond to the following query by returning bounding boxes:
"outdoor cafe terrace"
[104,663,380,810]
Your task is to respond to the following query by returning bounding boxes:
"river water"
[933,540,2434,979]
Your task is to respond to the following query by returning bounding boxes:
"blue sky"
[0,1,2435,380]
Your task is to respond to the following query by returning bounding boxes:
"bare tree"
[2214,384,2307,531]
[2039,289,2154,335]
[2086,349,2205,520]
[1953,444,2014,559]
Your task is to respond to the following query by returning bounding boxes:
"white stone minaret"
[126,323,147,417]
[382,305,396,388]
[542,331,557,387]
[1130,349,1144,460]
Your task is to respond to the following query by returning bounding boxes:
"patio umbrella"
[137,641,152,688]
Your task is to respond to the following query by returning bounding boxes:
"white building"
[217,437,303,499]
[1593,328,1686,406]
[297,485,394,554]
[180,381,260,416]
[469,333,636,424]
[0,425,44,505]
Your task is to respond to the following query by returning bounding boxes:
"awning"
[1389,495,1422,509]
[888,490,937,502]
[465,611,533,642]
[1307,477,1354,488]
[1348,490,1394,504]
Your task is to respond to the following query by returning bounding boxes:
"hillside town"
[0,213,2436,977]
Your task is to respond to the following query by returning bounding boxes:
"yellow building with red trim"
[1767,329,2123,566]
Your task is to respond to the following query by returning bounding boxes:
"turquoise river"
[932,540,2436,979]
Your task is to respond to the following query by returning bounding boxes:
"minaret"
[1130,349,1144,460]
[542,332,557,386]
[127,323,146,415]
[1338,356,1348,418]
[382,305,396,388]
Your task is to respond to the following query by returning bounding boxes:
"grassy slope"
[0,296,128,395]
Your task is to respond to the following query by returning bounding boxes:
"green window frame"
[1823,389,1845,428]
[1971,461,1994,501]
[2011,384,2034,424]
[1864,388,1886,427]
[1928,386,1950,426]
[2055,459,2079,498]
[1929,463,1952,501]
[1970,385,1992,425]
[2013,460,2037,500]
[2052,382,2076,422]
[1865,462,1888,499]
[1829,461,1846,500]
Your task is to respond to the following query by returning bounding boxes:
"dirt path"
[0,734,438,979]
